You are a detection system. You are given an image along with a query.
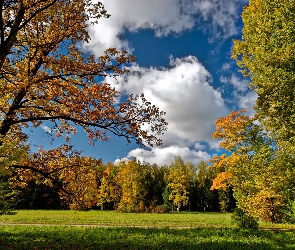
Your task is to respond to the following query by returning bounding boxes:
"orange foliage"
[210,172,232,190]
[0,0,167,148]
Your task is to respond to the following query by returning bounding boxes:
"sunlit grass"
[1,210,295,249]
[0,210,234,228]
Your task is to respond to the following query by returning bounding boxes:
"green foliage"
[162,184,172,210]
[232,0,295,142]
[218,188,236,213]
[232,208,259,229]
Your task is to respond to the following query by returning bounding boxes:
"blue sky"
[30,0,256,165]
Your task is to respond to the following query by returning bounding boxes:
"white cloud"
[126,146,211,166]
[108,56,228,165]
[220,75,249,93]
[108,56,227,148]
[221,63,232,72]
[194,142,206,150]
[220,74,257,113]
[238,91,258,114]
[86,0,246,55]
[41,125,52,134]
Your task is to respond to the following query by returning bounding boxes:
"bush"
[0,210,18,216]
[150,205,170,213]
[232,208,258,229]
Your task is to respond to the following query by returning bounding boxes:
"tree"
[0,0,167,152]
[97,163,120,210]
[165,157,194,211]
[210,110,295,222]
[232,0,295,142]
[0,1,167,195]
[145,164,167,209]
[192,161,220,212]
[116,159,147,212]
[0,137,29,211]
[58,156,101,211]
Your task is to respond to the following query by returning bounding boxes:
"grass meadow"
[0,210,295,249]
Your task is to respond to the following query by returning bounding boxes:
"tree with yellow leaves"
[116,159,148,212]
[97,163,120,210]
[232,0,295,143]
[165,156,194,212]
[58,156,102,211]
[211,110,295,222]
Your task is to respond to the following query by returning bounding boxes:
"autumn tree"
[97,162,120,210]
[165,156,194,211]
[232,0,295,143]
[0,0,167,185]
[58,156,102,211]
[210,110,295,222]
[115,159,148,212]
[0,137,29,210]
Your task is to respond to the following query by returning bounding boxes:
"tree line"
[1,154,235,213]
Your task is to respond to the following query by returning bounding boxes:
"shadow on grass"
[0,226,295,250]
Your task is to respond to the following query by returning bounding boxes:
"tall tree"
[232,0,295,142]
[165,157,194,211]
[116,159,147,212]
[58,156,101,211]
[192,161,220,212]
[97,163,120,210]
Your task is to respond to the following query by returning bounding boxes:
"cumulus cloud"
[86,0,247,55]
[108,56,227,146]
[238,92,258,113]
[108,56,228,164]
[126,146,211,166]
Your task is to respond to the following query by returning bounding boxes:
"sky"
[31,0,256,166]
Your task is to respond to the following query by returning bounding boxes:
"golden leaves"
[0,1,167,147]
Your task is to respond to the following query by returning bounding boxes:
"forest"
[1,155,235,213]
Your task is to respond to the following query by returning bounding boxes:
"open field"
[1,210,295,249]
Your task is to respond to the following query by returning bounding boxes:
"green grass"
[0,210,234,228]
[0,210,295,249]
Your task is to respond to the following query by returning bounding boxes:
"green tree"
[145,164,167,209]
[232,0,295,142]
[0,138,29,211]
[191,161,220,212]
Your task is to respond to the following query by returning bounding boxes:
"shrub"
[150,205,170,213]
[232,208,258,229]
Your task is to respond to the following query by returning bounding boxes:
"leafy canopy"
[0,0,167,148]
[232,0,295,142]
